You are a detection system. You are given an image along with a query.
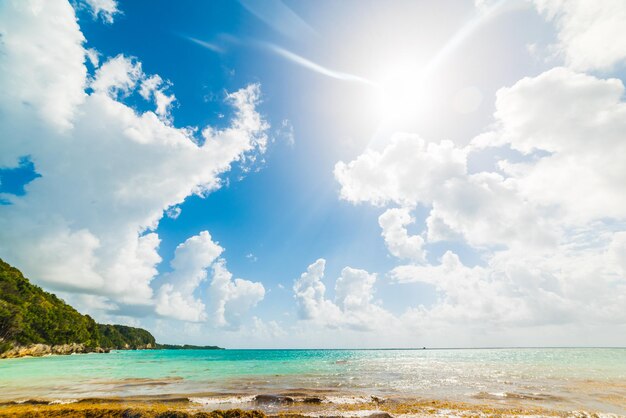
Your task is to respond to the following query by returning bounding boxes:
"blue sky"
[1,0,626,348]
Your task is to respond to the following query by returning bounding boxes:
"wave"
[189,395,256,405]
[187,393,385,406]
[323,396,375,404]
[473,391,565,401]
[48,399,79,405]
[8,399,79,405]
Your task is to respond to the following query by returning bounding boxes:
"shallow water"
[1,348,625,414]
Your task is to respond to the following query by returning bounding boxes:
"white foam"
[323,396,372,404]
[300,410,382,418]
[571,412,624,418]
[188,395,256,405]
[49,399,78,405]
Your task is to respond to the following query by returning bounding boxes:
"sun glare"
[375,66,433,123]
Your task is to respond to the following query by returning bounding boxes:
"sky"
[0,0,625,348]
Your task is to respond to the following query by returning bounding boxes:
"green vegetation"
[0,258,155,354]
[98,324,156,350]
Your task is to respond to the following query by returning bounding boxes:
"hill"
[0,258,156,358]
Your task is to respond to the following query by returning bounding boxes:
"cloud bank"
[0,0,267,327]
[333,66,626,340]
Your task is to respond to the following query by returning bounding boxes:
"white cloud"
[276,119,295,146]
[139,75,176,121]
[250,316,287,340]
[489,67,626,224]
[293,259,340,322]
[534,0,626,71]
[155,285,207,323]
[394,239,626,329]
[90,54,142,98]
[84,0,119,23]
[155,231,223,322]
[0,0,269,320]
[90,55,176,121]
[86,48,100,67]
[608,232,626,275]
[334,267,391,331]
[139,75,163,101]
[336,135,554,249]
[208,259,265,329]
[334,134,466,207]
[334,64,626,339]
[378,208,426,263]
[165,205,181,219]
[0,0,86,134]
[293,259,393,331]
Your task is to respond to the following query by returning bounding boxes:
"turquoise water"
[1,348,625,413]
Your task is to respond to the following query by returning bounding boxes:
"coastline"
[0,395,590,418]
[0,345,223,359]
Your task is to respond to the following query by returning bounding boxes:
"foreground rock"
[0,343,104,359]
[0,343,161,359]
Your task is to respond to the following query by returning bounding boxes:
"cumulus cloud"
[293,259,341,322]
[378,208,426,263]
[488,67,626,224]
[392,251,573,327]
[155,231,265,325]
[534,0,626,71]
[334,134,466,207]
[209,259,265,329]
[336,135,553,249]
[334,65,626,336]
[293,259,392,331]
[0,0,269,323]
[0,0,86,133]
[83,0,120,23]
[139,75,176,121]
[155,231,223,322]
[91,54,143,97]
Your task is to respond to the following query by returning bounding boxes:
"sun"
[374,64,434,124]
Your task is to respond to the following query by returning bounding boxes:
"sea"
[1,348,625,415]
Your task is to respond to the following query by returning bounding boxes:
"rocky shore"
[0,343,154,359]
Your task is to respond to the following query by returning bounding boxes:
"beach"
[1,348,624,417]
[0,396,591,417]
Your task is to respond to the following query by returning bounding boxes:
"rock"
[0,343,107,359]
[254,394,295,404]
[302,396,323,404]
[365,413,393,418]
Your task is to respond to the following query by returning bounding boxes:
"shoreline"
[0,394,620,418]
[0,345,224,360]
[0,399,569,418]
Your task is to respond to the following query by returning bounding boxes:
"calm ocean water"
[1,348,625,414]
